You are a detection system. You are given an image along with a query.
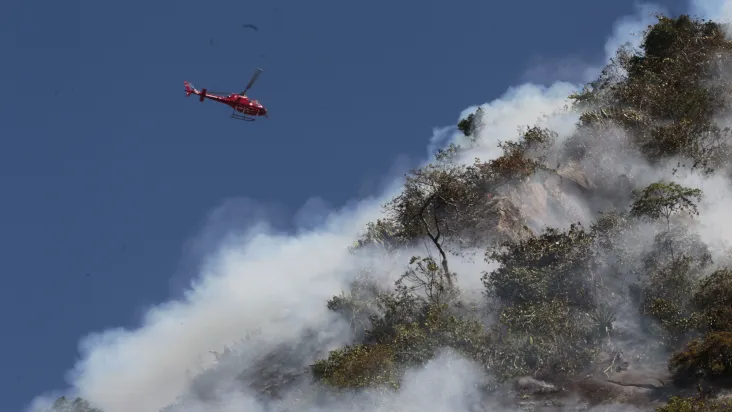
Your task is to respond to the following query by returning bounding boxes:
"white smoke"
[26,1,732,412]
[692,0,732,23]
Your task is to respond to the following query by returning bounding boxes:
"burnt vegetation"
[53,13,732,412]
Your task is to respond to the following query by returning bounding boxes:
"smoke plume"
[26,1,732,411]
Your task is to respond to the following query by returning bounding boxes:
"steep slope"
[38,13,732,412]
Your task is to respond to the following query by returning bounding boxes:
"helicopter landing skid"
[231,112,256,121]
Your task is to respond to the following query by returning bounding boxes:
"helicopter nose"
[260,107,267,116]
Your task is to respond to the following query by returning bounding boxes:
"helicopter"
[184,68,268,121]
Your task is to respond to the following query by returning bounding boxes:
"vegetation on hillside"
[49,13,732,412]
[312,12,732,409]
[47,397,102,412]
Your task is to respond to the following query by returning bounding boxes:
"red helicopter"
[184,68,268,121]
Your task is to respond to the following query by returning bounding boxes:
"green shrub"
[51,397,103,412]
[656,396,732,412]
[311,343,399,389]
[669,331,732,385]
[639,256,701,347]
[693,268,732,333]
[489,298,599,380]
[315,257,491,389]
[483,223,597,309]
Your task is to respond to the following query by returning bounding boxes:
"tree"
[457,107,484,140]
[630,181,702,263]
[669,331,732,385]
[482,223,597,309]
[350,218,407,255]
[384,158,485,280]
[693,268,732,333]
[480,224,604,380]
[326,278,384,341]
[398,256,457,306]
[472,126,555,190]
[570,15,732,173]
[630,181,702,231]
[639,255,702,347]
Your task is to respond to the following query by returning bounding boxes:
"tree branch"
[415,196,452,288]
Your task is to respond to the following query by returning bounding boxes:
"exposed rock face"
[515,376,562,395]
[482,195,533,244]
[556,163,596,192]
[450,162,605,249]
[502,171,593,232]
[491,162,637,236]
[604,364,670,391]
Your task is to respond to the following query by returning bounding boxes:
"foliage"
[327,278,384,340]
[693,268,732,333]
[656,396,732,412]
[457,107,484,139]
[397,256,457,305]
[482,223,597,309]
[489,298,600,380]
[472,126,556,189]
[589,210,646,284]
[641,228,713,273]
[568,43,635,109]
[630,181,702,229]
[311,343,400,389]
[315,256,491,390]
[639,256,703,347]
[350,218,408,254]
[635,226,713,348]
[486,226,600,375]
[51,397,103,412]
[577,107,649,130]
[623,15,732,120]
[570,15,732,173]
[478,224,607,380]
[360,123,555,266]
[381,153,493,272]
[313,301,491,390]
[669,331,732,384]
[521,125,558,149]
[385,160,481,242]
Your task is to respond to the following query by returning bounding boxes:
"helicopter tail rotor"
[184,81,197,97]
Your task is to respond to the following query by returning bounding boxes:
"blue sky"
[0,0,696,410]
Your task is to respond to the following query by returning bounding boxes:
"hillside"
[44,13,732,412]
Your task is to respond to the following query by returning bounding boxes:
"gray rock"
[515,376,561,395]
